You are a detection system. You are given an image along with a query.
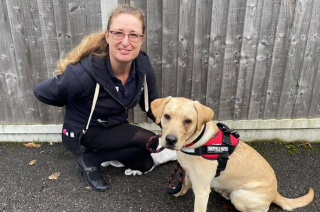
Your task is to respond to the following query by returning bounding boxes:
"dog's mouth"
[164,145,176,150]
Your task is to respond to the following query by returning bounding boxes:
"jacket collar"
[88,54,145,105]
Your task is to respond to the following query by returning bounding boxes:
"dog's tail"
[273,188,314,211]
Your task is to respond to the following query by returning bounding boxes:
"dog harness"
[181,123,240,177]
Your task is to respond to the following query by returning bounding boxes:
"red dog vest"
[181,123,239,176]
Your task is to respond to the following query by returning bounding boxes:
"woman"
[33,4,175,191]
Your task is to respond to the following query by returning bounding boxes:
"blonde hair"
[54,4,146,76]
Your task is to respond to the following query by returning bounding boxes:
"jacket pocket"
[61,123,83,155]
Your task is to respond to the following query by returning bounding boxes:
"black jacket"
[33,52,159,129]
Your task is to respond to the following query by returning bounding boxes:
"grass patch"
[281,142,319,155]
[284,143,300,155]
[247,141,320,158]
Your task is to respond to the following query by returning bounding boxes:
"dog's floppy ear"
[151,96,173,124]
[193,101,214,131]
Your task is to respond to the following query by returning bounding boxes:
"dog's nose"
[165,134,177,146]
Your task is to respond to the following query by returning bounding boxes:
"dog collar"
[184,124,207,147]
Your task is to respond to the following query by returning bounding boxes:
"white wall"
[1,119,319,143]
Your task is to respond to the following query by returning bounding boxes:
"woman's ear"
[141,34,146,45]
[105,30,110,44]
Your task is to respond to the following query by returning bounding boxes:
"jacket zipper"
[103,86,144,118]
[127,86,144,109]
[103,87,128,118]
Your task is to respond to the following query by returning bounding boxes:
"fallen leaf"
[24,142,41,148]
[85,186,92,190]
[48,172,61,180]
[29,160,36,166]
[305,142,313,148]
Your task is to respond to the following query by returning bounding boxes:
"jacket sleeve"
[138,57,159,123]
[33,67,84,107]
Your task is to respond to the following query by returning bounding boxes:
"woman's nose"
[121,35,130,45]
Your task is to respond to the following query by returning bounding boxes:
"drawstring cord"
[146,134,184,195]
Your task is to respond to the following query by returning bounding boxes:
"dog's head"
[151,97,214,150]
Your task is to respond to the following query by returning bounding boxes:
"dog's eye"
[184,119,192,124]
[164,114,171,120]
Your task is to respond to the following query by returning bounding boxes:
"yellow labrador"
[151,97,314,212]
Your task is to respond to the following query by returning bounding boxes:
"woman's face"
[105,13,144,66]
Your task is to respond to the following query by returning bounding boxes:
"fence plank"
[147,0,162,93]
[233,0,263,120]
[293,0,320,118]
[130,0,148,123]
[4,0,31,124]
[53,0,72,59]
[206,0,229,117]
[7,0,44,124]
[0,0,15,124]
[85,0,102,33]
[119,0,128,4]
[129,0,147,15]
[263,0,295,119]
[37,0,64,124]
[100,0,118,29]
[176,0,196,99]
[146,0,163,123]
[277,0,313,119]
[21,0,56,124]
[248,0,281,120]
[161,0,179,97]
[69,0,87,46]
[308,64,320,118]
[191,0,212,104]
[218,0,246,120]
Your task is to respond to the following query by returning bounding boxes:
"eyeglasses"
[109,31,144,43]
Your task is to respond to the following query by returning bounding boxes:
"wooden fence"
[1,0,319,126]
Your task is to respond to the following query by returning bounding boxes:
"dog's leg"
[193,182,212,212]
[190,171,215,212]
[173,172,192,197]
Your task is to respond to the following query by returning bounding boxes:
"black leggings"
[80,122,156,172]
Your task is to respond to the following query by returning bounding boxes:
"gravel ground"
[0,142,319,212]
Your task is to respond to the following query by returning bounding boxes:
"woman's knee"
[129,128,156,149]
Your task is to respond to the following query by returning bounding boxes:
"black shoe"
[76,157,108,191]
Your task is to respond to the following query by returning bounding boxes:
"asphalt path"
[0,142,319,212]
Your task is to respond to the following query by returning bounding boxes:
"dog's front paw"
[172,185,189,197]
[173,183,191,197]
[173,190,187,197]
